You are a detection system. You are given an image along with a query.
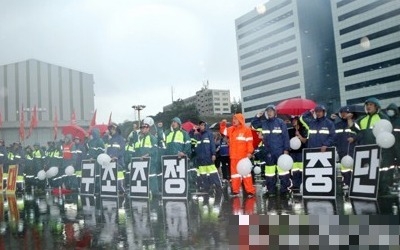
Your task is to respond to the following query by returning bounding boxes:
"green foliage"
[153,99,200,128]
[231,98,242,114]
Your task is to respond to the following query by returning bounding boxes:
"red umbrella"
[89,124,109,136]
[62,124,88,141]
[276,98,316,116]
[181,121,197,132]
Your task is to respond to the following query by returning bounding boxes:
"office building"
[236,0,340,122]
[0,59,95,145]
[331,0,400,108]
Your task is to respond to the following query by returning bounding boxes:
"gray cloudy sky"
[0,0,264,123]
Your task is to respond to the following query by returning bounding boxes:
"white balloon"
[253,166,261,175]
[360,36,370,49]
[290,137,302,150]
[372,119,393,137]
[47,166,59,178]
[45,170,53,179]
[237,158,253,176]
[376,132,395,149]
[97,153,111,166]
[65,165,75,176]
[341,155,354,169]
[277,154,293,171]
[37,170,46,180]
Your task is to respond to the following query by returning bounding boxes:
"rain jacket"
[106,132,126,164]
[220,113,253,160]
[0,145,7,164]
[86,128,105,160]
[334,118,357,159]
[352,98,389,145]
[300,110,336,148]
[193,123,216,166]
[135,133,158,159]
[164,127,191,156]
[251,114,290,157]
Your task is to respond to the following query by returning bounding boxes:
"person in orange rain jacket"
[220,113,256,198]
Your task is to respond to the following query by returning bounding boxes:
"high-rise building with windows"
[235,0,340,122]
[163,88,231,116]
[331,0,400,108]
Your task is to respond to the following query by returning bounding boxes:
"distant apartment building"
[0,59,95,145]
[235,0,340,122]
[331,0,400,108]
[163,88,231,116]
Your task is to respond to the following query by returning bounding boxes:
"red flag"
[26,105,38,139]
[71,110,76,125]
[108,112,112,126]
[89,109,97,130]
[19,105,25,142]
[54,109,58,140]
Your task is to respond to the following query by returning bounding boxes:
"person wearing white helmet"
[135,120,159,198]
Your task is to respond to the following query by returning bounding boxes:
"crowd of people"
[0,97,399,199]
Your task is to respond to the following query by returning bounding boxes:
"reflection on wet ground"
[1,186,399,249]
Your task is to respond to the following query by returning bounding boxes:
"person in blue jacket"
[333,106,357,189]
[251,104,291,198]
[300,104,336,151]
[192,120,222,195]
[106,122,126,194]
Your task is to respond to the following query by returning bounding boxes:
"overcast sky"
[0,0,265,123]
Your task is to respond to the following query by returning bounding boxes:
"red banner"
[27,105,38,139]
[6,195,19,222]
[89,109,97,131]
[19,105,25,142]
[71,110,77,125]
[6,165,18,194]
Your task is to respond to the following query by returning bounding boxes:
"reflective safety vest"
[166,130,186,144]
[33,149,44,159]
[136,135,154,149]
[62,143,73,159]
[359,113,381,130]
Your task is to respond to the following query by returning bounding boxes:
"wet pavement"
[1,183,399,249]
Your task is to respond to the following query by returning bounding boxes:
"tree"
[153,100,200,127]
[231,98,242,114]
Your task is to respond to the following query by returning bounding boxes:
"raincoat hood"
[364,97,381,108]
[386,103,399,115]
[233,113,245,126]
[91,128,100,139]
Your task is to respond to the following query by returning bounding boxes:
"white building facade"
[0,59,95,145]
[236,0,341,122]
[331,0,400,108]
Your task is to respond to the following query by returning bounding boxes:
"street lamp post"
[132,105,146,127]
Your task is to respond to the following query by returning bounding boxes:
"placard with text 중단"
[349,145,380,200]
[302,147,336,199]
